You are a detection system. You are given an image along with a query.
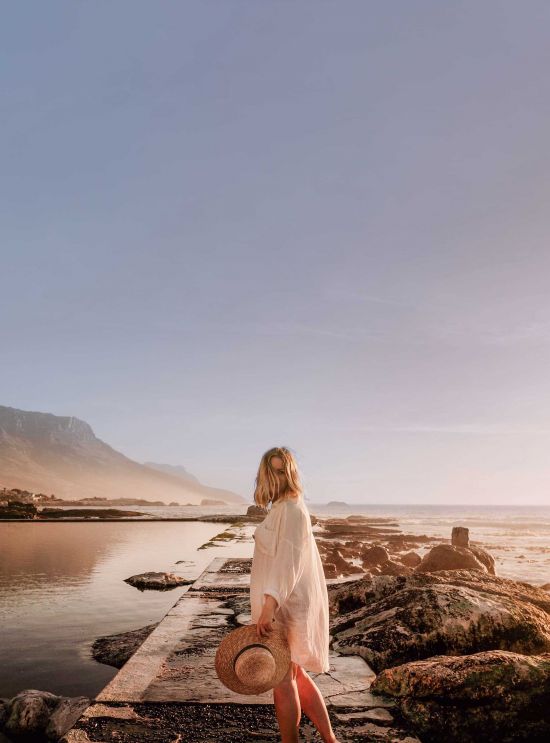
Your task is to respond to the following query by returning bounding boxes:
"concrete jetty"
[62,557,421,742]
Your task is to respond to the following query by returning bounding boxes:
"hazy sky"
[2,2,550,505]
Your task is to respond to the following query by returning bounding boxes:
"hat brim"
[215,623,291,695]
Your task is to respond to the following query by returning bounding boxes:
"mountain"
[143,461,244,504]
[143,462,200,484]
[0,405,245,505]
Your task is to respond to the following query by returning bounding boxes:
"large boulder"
[371,650,550,742]
[361,545,390,567]
[328,570,550,672]
[415,543,495,574]
[399,551,422,568]
[4,689,60,737]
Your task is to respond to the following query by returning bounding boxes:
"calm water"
[1,503,549,699]
[0,519,253,698]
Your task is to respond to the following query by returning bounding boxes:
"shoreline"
[2,510,548,587]
[2,516,550,740]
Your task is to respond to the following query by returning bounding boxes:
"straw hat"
[215,623,291,695]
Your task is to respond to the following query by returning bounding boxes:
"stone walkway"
[62,557,421,742]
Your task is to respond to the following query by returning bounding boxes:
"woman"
[250,447,340,743]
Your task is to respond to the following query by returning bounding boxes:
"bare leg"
[273,661,301,743]
[295,665,339,743]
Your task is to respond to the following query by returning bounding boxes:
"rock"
[451,526,469,547]
[468,544,496,574]
[377,559,413,576]
[323,562,338,579]
[200,499,227,506]
[321,547,363,577]
[40,508,146,519]
[336,545,361,560]
[124,572,194,590]
[541,583,550,591]
[45,697,90,741]
[5,689,60,737]
[60,731,94,743]
[344,539,362,548]
[361,545,390,567]
[399,551,422,568]
[246,505,268,517]
[323,522,401,538]
[383,533,437,546]
[415,543,495,574]
[0,698,9,728]
[92,623,159,667]
[335,707,394,725]
[328,570,550,672]
[0,503,37,519]
[371,650,550,743]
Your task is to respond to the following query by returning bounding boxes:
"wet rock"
[321,547,363,577]
[415,543,495,574]
[399,551,422,568]
[124,572,194,590]
[4,689,60,737]
[361,545,390,567]
[45,696,90,740]
[92,623,159,668]
[322,521,401,538]
[383,533,437,546]
[377,559,413,576]
[328,570,550,672]
[468,544,496,574]
[371,650,550,743]
[343,539,362,549]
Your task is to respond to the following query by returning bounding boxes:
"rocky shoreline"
[2,512,549,741]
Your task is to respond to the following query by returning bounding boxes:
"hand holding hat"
[215,622,291,695]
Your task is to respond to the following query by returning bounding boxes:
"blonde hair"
[253,446,303,508]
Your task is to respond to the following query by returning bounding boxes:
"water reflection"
[0,521,253,698]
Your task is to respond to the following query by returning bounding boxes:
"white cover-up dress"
[250,494,330,673]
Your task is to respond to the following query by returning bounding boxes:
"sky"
[2,2,550,505]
